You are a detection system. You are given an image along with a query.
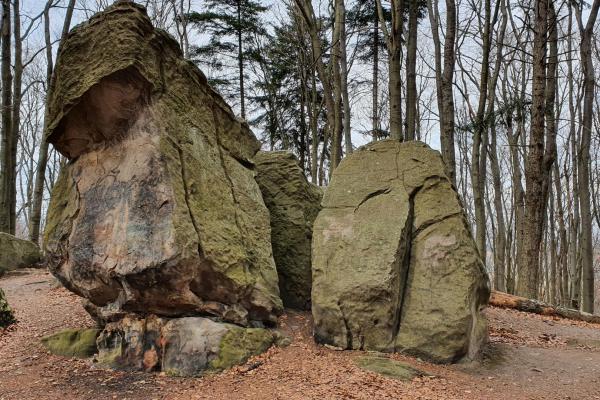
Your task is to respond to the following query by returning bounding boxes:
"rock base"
[97,315,275,377]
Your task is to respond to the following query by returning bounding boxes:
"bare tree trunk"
[338,0,352,155]
[543,1,559,305]
[237,0,246,119]
[574,0,600,313]
[517,0,548,299]
[405,0,417,141]
[553,160,568,305]
[8,0,23,234]
[470,0,495,258]
[372,6,379,140]
[29,0,76,243]
[309,66,318,183]
[295,0,339,171]
[376,0,403,140]
[441,0,457,183]
[0,0,13,234]
[331,0,344,169]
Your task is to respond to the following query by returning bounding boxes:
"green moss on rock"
[0,233,42,275]
[0,289,16,328]
[210,326,274,371]
[355,355,425,381]
[41,328,100,358]
[42,1,282,326]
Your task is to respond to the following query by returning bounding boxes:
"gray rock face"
[43,2,282,326]
[0,233,42,275]
[254,151,322,309]
[311,140,489,363]
[97,315,275,376]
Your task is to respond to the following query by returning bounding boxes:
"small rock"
[41,328,100,358]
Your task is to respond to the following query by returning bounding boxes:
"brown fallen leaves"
[2,270,600,400]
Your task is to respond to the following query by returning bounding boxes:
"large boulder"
[254,151,322,309]
[311,140,489,363]
[43,2,282,327]
[0,288,16,328]
[0,233,42,275]
[97,314,274,376]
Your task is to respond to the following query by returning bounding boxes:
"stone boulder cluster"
[41,1,489,376]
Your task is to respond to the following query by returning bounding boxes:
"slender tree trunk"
[553,160,568,305]
[517,0,548,299]
[29,0,76,243]
[295,0,338,172]
[491,124,506,291]
[470,0,495,258]
[543,2,559,305]
[331,0,344,169]
[338,0,352,155]
[372,7,379,140]
[309,66,318,183]
[8,0,23,235]
[237,0,246,119]
[575,0,600,313]
[0,0,13,234]
[442,0,457,183]
[376,0,403,140]
[405,0,417,141]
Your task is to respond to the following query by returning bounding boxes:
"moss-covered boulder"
[254,151,322,309]
[43,2,282,326]
[355,355,425,381]
[97,315,274,376]
[0,233,42,275]
[312,140,489,363]
[0,288,16,328]
[41,328,100,358]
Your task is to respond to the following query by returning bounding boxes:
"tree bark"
[574,0,600,313]
[517,0,548,299]
[405,0,418,141]
[490,290,600,324]
[372,6,380,140]
[0,0,13,234]
[376,0,403,140]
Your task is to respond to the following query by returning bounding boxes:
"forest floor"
[1,270,600,400]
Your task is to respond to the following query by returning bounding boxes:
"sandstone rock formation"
[311,140,489,363]
[97,314,274,376]
[41,328,100,358]
[43,2,282,328]
[0,233,42,275]
[254,151,322,309]
[0,288,16,328]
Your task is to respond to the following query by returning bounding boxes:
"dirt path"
[1,270,600,400]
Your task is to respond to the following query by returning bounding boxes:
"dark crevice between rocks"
[412,212,462,239]
[353,187,391,213]
[390,184,418,347]
[338,300,353,349]
[168,137,203,247]
[390,173,466,351]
